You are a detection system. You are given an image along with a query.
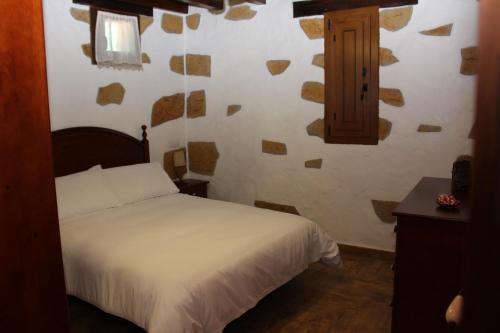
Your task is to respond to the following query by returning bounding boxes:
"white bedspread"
[60,194,340,333]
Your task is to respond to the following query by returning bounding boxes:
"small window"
[324,6,380,145]
[92,10,142,69]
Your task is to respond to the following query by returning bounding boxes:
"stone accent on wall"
[170,55,185,75]
[379,118,392,141]
[227,105,242,116]
[460,46,478,75]
[186,54,211,77]
[81,43,92,58]
[417,124,442,132]
[299,18,324,39]
[301,81,325,104]
[188,142,220,175]
[151,93,185,127]
[380,6,413,32]
[380,48,399,66]
[70,8,89,24]
[312,54,324,68]
[96,83,125,106]
[162,13,183,34]
[371,200,399,223]
[379,88,405,107]
[187,90,206,118]
[262,140,287,155]
[254,200,300,215]
[186,14,201,30]
[142,53,151,64]
[163,147,187,180]
[305,159,323,169]
[266,60,290,76]
[225,5,257,21]
[307,118,325,139]
[140,15,154,34]
[419,23,453,36]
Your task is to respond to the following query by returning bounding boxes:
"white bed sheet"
[60,194,340,333]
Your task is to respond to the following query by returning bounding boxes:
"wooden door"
[324,6,379,145]
[461,0,500,331]
[0,0,69,332]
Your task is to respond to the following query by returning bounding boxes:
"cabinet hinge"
[333,34,336,42]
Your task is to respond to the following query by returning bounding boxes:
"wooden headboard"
[51,125,150,177]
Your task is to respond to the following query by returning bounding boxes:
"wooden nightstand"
[174,179,209,198]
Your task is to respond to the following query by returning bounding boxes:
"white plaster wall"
[185,0,478,250]
[43,0,187,163]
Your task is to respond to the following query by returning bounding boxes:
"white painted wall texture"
[184,0,478,250]
[43,0,187,163]
[43,0,478,251]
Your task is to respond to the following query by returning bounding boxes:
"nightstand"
[174,179,209,198]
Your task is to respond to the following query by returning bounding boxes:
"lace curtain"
[95,11,142,69]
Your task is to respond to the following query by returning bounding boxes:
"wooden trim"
[338,243,395,260]
[74,0,153,15]
[74,0,188,14]
[176,0,223,10]
[293,0,417,18]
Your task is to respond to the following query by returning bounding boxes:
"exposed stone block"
[460,46,478,75]
[380,7,413,32]
[299,18,324,39]
[162,13,183,34]
[151,93,185,127]
[380,48,399,66]
[301,81,324,104]
[70,8,89,24]
[379,88,405,107]
[262,140,287,155]
[140,15,153,34]
[227,105,242,116]
[307,118,324,139]
[305,159,323,169]
[186,54,211,77]
[142,53,151,64]
[419,23,453,36]
[81,43,92,58]
[266,60,290,76]
[187,90,206,118]
[371,200,399,223]
[225,5,257,21]
[255,200,300,215]
[96,83,125,106]
[188,142,220,175]
[417,124,442,132]
[312,54,324,68]
[379,118,393,141]
[186,14,201,30]
[170,55,185,75]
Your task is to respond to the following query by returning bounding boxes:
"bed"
[52,125,341,333]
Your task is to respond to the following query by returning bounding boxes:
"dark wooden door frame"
[462,0,500,331]
[0,0,70,332]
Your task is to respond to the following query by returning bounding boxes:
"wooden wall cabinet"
[324,6,379,144]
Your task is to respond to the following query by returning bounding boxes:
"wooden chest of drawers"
[392,177,470,333]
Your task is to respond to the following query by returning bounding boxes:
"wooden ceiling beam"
[174,0,223,10]
[293,0,418,18]
[73,0,189,15]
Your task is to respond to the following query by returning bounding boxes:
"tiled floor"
[68,245,394,333]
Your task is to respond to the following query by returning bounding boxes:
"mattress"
[60,194,340,333]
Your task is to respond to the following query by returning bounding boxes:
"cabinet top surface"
[393,177,470,223]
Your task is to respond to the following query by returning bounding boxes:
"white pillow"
[55,168,120,220]
[102,162,179,205]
